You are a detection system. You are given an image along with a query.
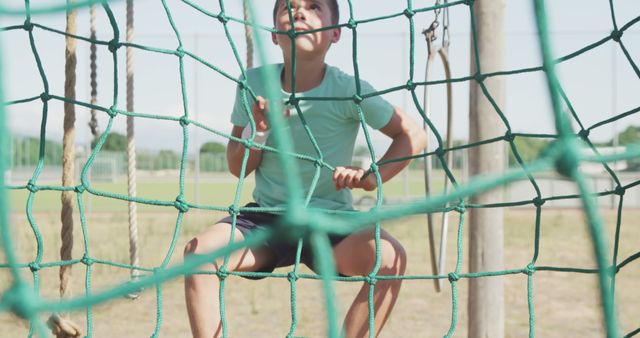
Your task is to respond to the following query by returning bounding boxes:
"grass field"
[6,170,454,213]
[1,204,639,337]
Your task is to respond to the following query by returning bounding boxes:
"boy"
[184,0,427,337]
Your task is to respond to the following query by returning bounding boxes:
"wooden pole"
[468,0,505,337]
[61,0,77,302]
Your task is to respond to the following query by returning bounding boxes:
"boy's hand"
[333,166,377,191]
[252,96,291,132]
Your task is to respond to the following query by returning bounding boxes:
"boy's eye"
[310,3,320,10]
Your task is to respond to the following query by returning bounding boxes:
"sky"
[1,0,639,156]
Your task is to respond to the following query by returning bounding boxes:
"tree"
[508,137,550,167]
[617,125,640,171]
[91,132,127,151]
[617,125,640,145]
[10,136,63,166]
[200,141,225,154]
[154,150,180,170]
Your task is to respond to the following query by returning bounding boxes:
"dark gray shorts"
[218,203,348,279]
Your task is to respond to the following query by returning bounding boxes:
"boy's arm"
[227,96,289,178]
[227,96,271,178]
[227,125,263,178]
[333,105,427,191]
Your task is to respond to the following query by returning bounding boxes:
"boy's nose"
[293,8,306,21]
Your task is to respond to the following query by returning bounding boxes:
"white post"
[468,1,505,337]
[194,34,201,206]
[402,32,410,198]
[610,41,617,209]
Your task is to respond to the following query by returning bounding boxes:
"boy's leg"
[184,222,275,338]
[333,228,407,338]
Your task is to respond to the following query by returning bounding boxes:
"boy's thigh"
[332,227,404,276]
[185,222,276,273]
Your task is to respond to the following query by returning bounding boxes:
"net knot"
[216,270,229,280]
[405,80,416,91]
[287,95,299,106]
[278,209,310,242]
[369,163,379,173]
[23,20,34,32]
[465,0,475,6]
[107,39,120,53]
[554,139,580,177]
[504,131,515,143]
[175,47,186,58]
[240,138,252,148]
[74,185,85,194]
[237,80,247,90]
[287,29,297,39]
[179,116,190,126]
[314,158,323,168]
[347,18,357,29]
[453,203,466,214]
[365,275,378,285]
[28,262,41,272]
[3,283,38,320]
[81,254,94,266]
[474,72,486,82]
[228,205,239,215]
[287,272,299,282]
[40,92,51,102]
[448,272,460,282]
[610,29,623,42]
[26,180,39,193]
[106,106,118,118]
[403,8,415,18]
[532,197,545,207]
[614,186,625,196]
[217,13,229,24]
[578,129,590,140]
[174,197,190,213]
[47,313,83,338]
[523,264,536,276]
[352,94,363,104]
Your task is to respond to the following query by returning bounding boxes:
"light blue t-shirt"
[231,63,393,211]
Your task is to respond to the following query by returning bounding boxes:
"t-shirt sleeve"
[230,75,251,127]
[351,79,394,130]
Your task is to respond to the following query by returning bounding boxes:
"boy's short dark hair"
[273,0,340,27]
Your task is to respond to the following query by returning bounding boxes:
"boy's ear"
[331,27,342,43]
[271,32,278,45]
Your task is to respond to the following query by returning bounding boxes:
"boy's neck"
[281,57,327,93]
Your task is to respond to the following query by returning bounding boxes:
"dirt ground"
[1,207,639,338]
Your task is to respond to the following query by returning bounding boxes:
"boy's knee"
[184,237,199,257]
[378,239,407,276]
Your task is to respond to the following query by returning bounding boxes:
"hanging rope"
[243,0,254,68]
[125,0,140,299]
[48,1,83,337]
[88,4,99,141]
[422,0,454,293]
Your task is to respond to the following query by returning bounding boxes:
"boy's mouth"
[293,25,311,32]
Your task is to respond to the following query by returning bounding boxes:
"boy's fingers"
[334,167,347,190]
[347,169,364,189]
[257,96,266,110]
[344,172,357,189]
[252,97,270,131]
[334,167,369,190]
[350,172,363,188]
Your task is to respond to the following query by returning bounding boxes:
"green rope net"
[1,0,640,337]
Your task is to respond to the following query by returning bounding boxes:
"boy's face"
[272,0,341,59]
